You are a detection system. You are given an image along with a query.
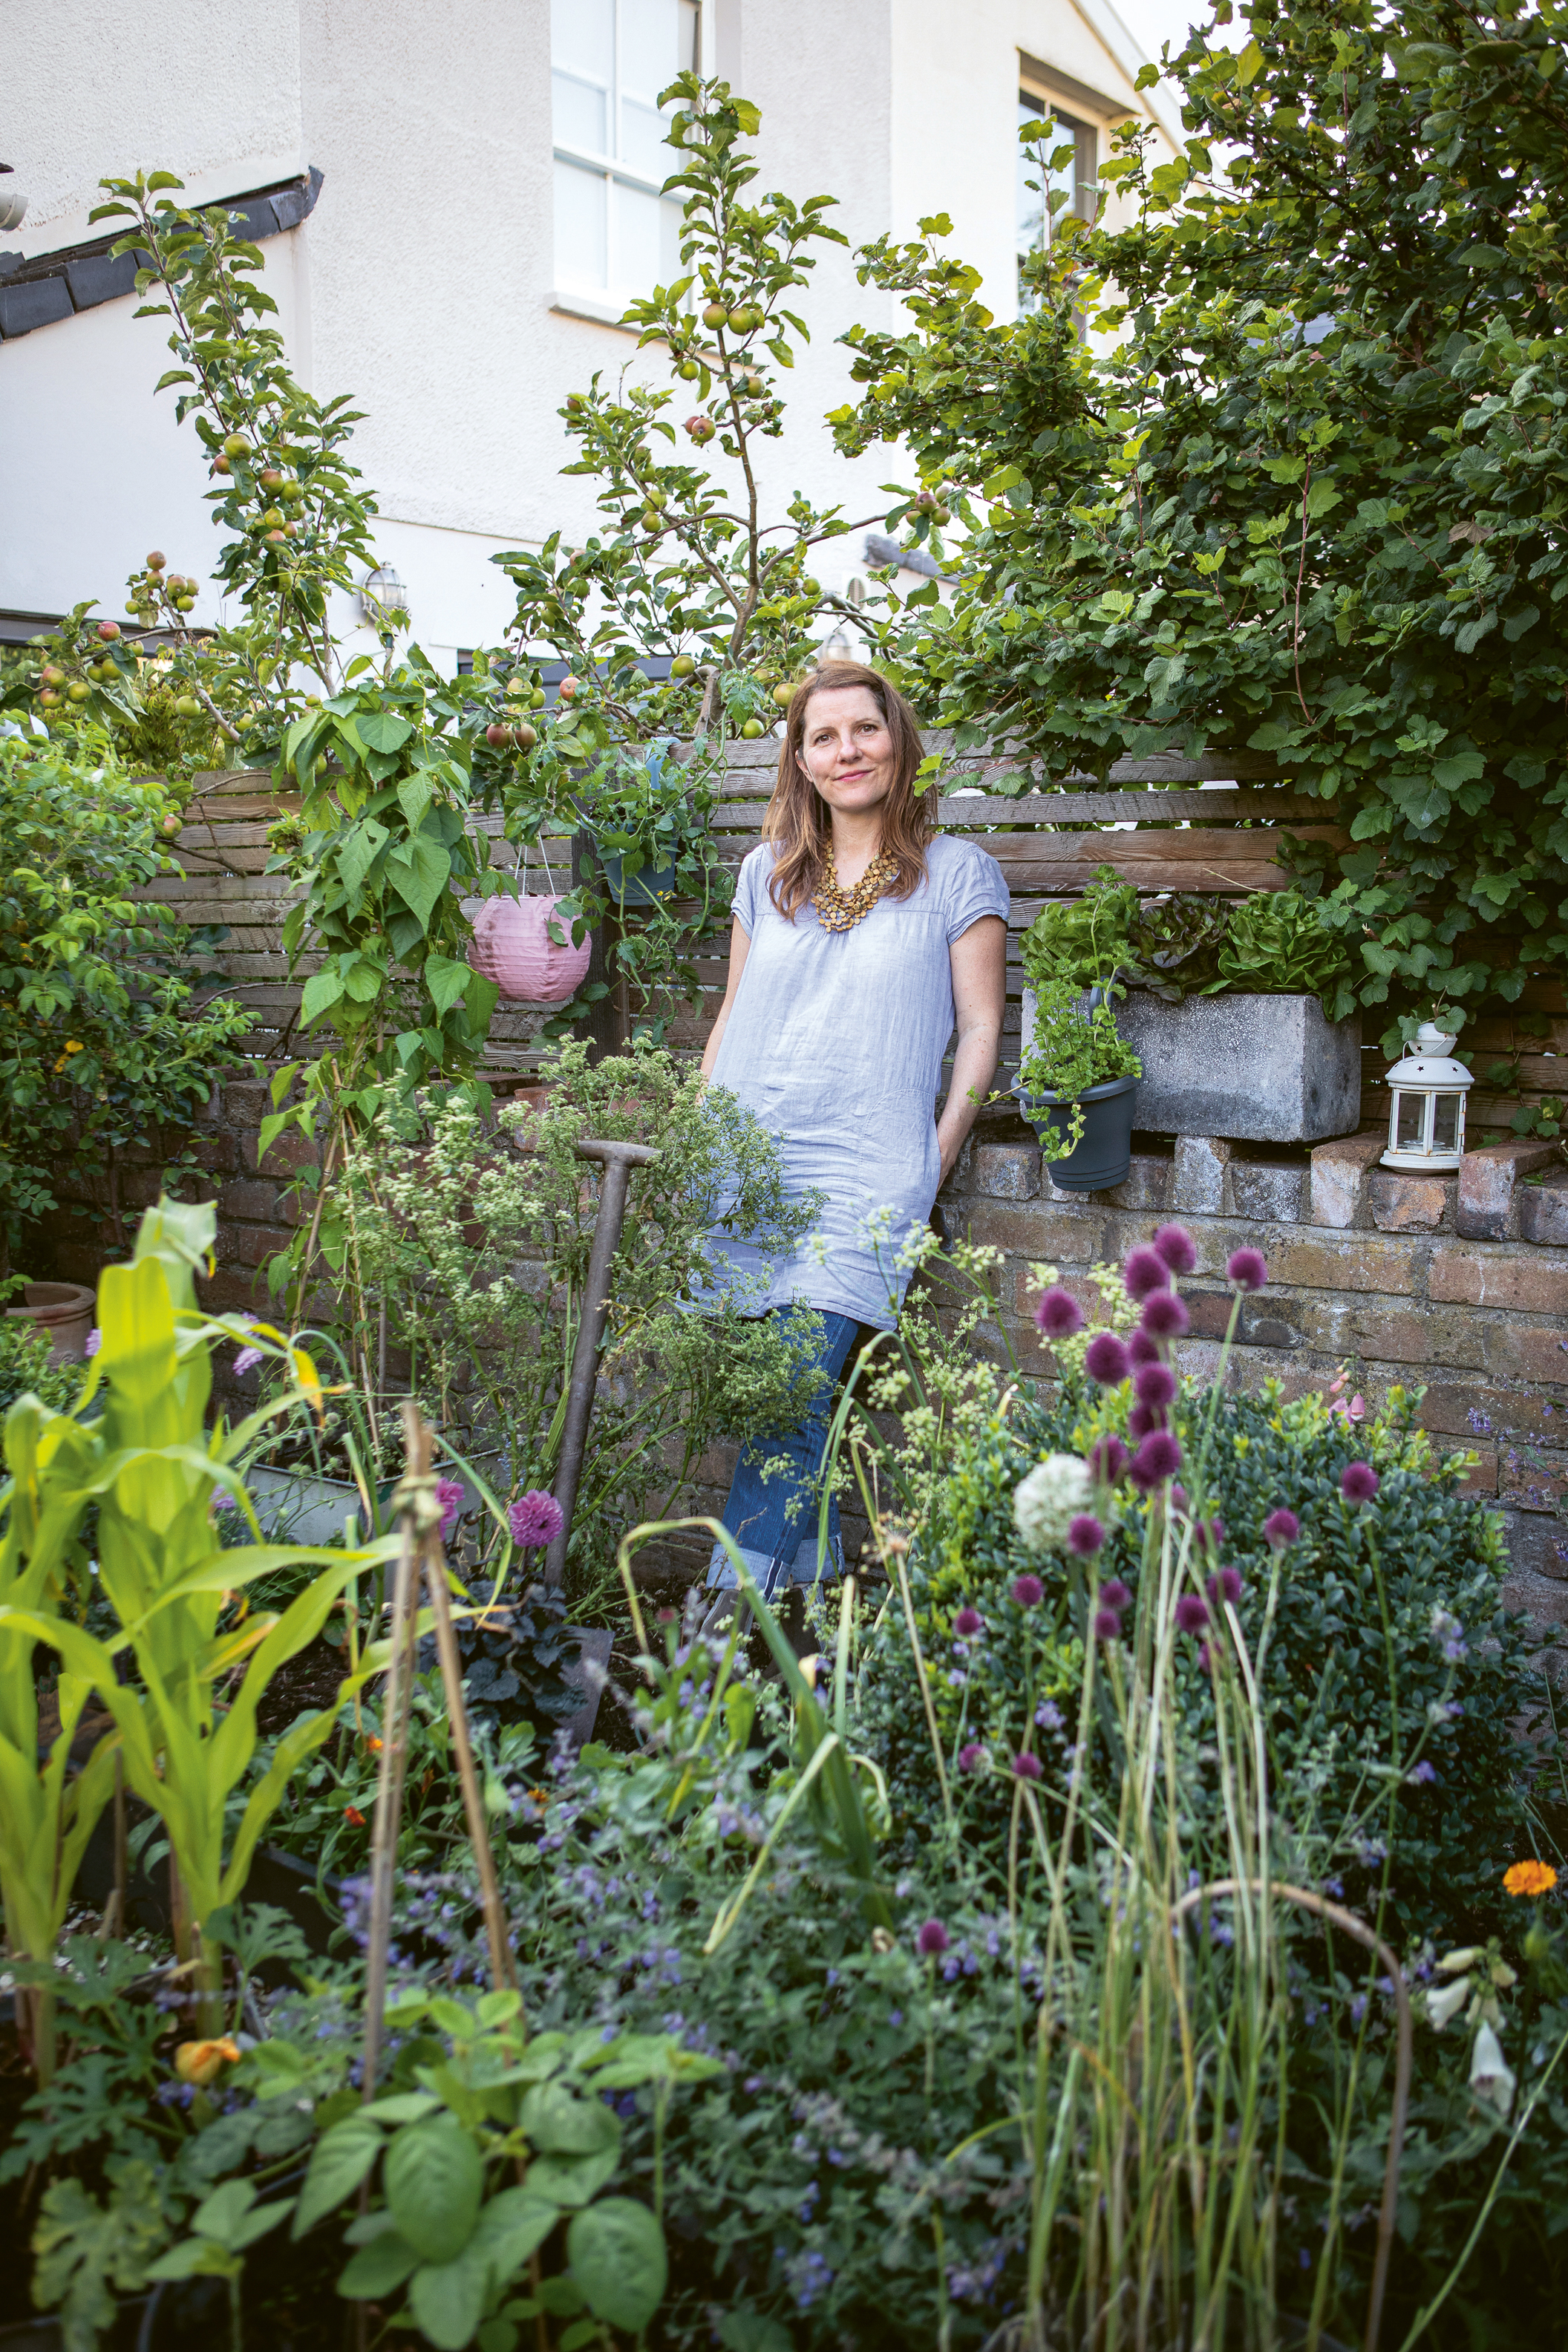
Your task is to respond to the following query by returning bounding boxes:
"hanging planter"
[468,893,590,1004]
[1014,1073,1140,1192]
[5,1279,96,1362]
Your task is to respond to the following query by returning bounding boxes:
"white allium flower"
[1013,1454,1093,1553]
[1468,2020,1516,2117]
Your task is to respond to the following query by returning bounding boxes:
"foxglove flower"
[436,1477,466,1542]
[1469,2020,1516,2117]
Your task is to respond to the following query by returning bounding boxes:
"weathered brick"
[1013,1266,1101,1327]
[1267,1231,1424,1298]
[1229,1160,1309,1223]
[1172,1134,1235,1214]
[215,1176,287,1224]
[1520,1172,1568,1247]
[223,1081,274,1125]
[962,1200,1105,1261]
[1368,1170,1453,1233]
[1183,1287,1236,1341]
[1486,1322,1568,1384]
[246,1124,319,1175]
[1107,1152,1172,1212]
[1499,1451,1568,1513]
[971,1141,1040,1202]
[1456,1138,1561,1241]
[1310,1131,1387,1229]
[1430,1243,1568,1316]
[1419,1382,1568,1444]
[1502,1521,1568,1590]
[1446,1443,1497,1493]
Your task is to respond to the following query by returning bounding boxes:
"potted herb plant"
[1015,980,1142,1189]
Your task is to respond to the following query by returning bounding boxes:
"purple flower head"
[1085,1331,1131,1386]
[1208,1566,1244,1607]
[436,1476,466,1542]
[958,1742,987,1774]
[1099,1578,1131,1611]
[1406,1759,1437,1786]
[510,1489,565,1549]
[233,1345,264,1377]
[1035,1287,1085,1339]
[1135,1361,1177,1410]
[1141,1290,1190,1341]
[1264,1507,1299,1549]
[1152,1223,1198,1276]
[1128,1399,1160,1442]
[1011,1572,1044,1609]
[1094,1609,1123,1642]
[1129,1431,1182,1492]
[1195,1515,1225,1554]
[1068,1513,1105,1558]
[85,1327,102,1358]
[1123,1247,1170,1302]
[1010,1751,1043,1782]
[1340,1461,1380,1504]
[1128,1330,1160,1368]
[953,1605,984,1639]
[1175,1592,1210,1634]
[1088,1434,1130,1484]
[1226,1247,1268,1293]
[915,1918,950,1957]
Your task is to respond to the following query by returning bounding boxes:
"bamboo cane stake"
[359,1451,420,2103]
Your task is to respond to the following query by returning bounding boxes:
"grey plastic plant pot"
[599,851,679,909]
[1013,1072,1139,1192]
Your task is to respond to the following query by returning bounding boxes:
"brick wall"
[939,1115,1568,1663]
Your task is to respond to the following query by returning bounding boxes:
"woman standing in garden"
[699,659,1007,1604]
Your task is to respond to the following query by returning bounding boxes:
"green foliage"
[0,1298,85,1420]
[833,0,1568,1055]
[1015,982,1140,1144]
[0,601,241,785]
[0,736,251,1257]
[33,2159,172,2352]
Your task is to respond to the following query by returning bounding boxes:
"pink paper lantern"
[468,894,591,1004]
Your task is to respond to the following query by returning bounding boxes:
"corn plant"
[0,1198,396,2051]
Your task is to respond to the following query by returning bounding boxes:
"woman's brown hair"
[761,659,933,922]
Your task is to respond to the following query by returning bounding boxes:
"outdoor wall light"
[1381,1021,1474,1172]
[360,564,408,627]
[0,166,27,234]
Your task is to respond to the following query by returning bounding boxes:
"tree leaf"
[566,2199,667,2333]
[300,967,346,1027]
[385,2117,484,2266]
[385,837,452,930]
[422,952,473,1021]
[357,709,416,754]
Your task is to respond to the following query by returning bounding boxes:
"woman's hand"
[936,915,1006,1189]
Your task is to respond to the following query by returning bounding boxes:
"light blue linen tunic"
[706,834,1010,1330]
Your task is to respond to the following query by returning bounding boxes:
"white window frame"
[552,0,714,313]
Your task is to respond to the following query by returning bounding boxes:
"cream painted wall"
[1,0,1170,661]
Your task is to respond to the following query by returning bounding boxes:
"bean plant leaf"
[384,2116,484,2265]
[356,709,415,754]
[337,2231,422,2300]
[385,837,452,930]
[566,2198,667,2333]
[293,2116,384,2238]
[408,2240,491,2352]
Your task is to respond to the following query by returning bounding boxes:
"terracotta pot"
[468,894,590,1004]
[6,1279,95,1362]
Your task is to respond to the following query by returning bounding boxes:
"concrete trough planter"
[1022,987,1362,1146]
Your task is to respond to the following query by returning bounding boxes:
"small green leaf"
[1236,37,1265,84]
[566,2199,667,2333]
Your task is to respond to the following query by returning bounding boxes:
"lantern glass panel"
[1396,1092,1426,1152]
[1432,1092,1461,1153]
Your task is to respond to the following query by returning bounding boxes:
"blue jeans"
[706,1311,861,1596]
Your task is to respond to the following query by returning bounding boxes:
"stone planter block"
[1061,991,1362,1143]
[1456,1139,1562,1242]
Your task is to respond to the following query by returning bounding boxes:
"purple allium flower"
[1085,1331,1131,1386]
[954,1605,983,1639]
[1226,1247,1268,1293]
[1068,1513,1105,1558]
[1088,1434,1130,1483]
[958,1742,987,1774]
[436,1476,466,1542]
[1123,1247,1170,1301]
[1152,1223,1198,1275]
[510,1489,565,1549]
[85,1327,102,1358]
[1094,1608,1122,1642]
[916,1919,950,1957]
[1129,1431,1182,1491]
[1011,1572,1044,1608]
[233,1345,264,1377]
[1135,1361,1176,1410]
[1099,1578,1131,1611]
[1340,1461,1379,1504]
[1128,1400,1160,1441]
[1208,1567,1244,1607]
[1195,1515,1224,1554]
[1128,1329,1160,1368]
[1035,1287,1085,1339]
[1264,1507,1299,1549]
[1010,1751,1043,1782]
[1175,1593,1210,1634]
[1141,1290,1190,1340]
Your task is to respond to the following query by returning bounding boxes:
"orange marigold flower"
[1503,1860,1558,1898]
[364,1735,384,1752]
[174,2037,241,2086]
[344,1803,367,1826]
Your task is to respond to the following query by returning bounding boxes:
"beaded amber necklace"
[811,847,898,934]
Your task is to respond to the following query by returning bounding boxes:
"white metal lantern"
[360,564,408,627]
[1381,1022,1474,1172]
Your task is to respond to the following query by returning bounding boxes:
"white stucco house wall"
[1,0,1179,672]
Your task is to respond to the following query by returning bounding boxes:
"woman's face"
[797,685,896,819]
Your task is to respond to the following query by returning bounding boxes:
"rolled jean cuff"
[706,1529,845,1594]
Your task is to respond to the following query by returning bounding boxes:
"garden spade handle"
[545,1139,660,1588]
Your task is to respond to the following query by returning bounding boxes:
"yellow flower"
[1503,1860,1558,1899]
[174,2036,241,2086]
[63,1039,83,1054]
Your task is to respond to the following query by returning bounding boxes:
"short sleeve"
[731,845,771,938]
[942,840,1010,944]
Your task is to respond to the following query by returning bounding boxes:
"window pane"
[1396,1092,1426,1150]
[615,178,666,291]
[554,71,607,154]
[1432,1092,1461,1152]
[620,0,680,175]
[555,158,608,287]
[552,0,612,86]
[679,0,699,72]
[621,94,670,179]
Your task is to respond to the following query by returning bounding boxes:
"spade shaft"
[544,1138,659,1587]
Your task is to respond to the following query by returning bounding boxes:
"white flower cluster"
[1012,1454,1093,1553]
